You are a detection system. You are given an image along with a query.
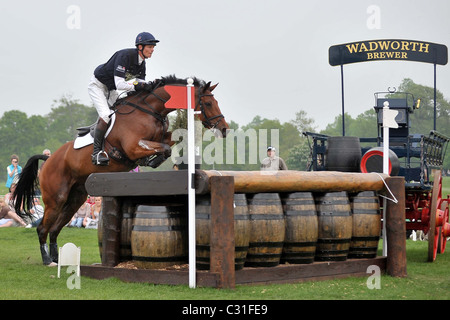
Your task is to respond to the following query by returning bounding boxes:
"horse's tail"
[13,154,49,215]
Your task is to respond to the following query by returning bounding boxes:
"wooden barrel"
[280,192,318,264]
[326,136,362,172]
[119,201,135,261]
[245,193,285,267]
[349,191,381,258]
[195,194,250,270]
[98,200,135,261]
[315,191,352,261]
[131,204,187,269]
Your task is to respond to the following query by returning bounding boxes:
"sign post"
[382,101,398,256]
[186,78,197,288]
[165,78,197,288]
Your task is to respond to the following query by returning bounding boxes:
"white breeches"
[88,75,118,123]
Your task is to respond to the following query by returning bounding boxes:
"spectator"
[43,149,51,157]
[26,197,44,228]
[6,155,22,189]
[0,195,27,227]
[84,196,102,229]
[69,201,91,228]
[260,146,288,171]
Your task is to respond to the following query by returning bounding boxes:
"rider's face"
[139,45,155,59]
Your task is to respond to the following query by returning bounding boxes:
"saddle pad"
[73,114,116,149]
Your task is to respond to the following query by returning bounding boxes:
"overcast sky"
[1,0,449,131]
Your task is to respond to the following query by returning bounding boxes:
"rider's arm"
[114,76,135,91]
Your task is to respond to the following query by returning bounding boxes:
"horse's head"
[196,82,229,137]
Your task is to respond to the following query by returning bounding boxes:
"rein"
[113,85,224,129]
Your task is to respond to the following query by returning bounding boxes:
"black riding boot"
[92,118,110,166]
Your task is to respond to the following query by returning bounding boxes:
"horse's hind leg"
[37,218,56,265]
[48,185,88,263]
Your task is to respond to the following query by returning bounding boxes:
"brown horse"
[14,75,229,265]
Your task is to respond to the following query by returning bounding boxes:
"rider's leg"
[88,76,113,166]
[92,118,109,166]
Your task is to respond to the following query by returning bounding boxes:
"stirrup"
[93,151,109,166]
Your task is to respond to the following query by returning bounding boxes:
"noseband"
[197,93,224,129]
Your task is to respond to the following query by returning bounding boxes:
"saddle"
[73,114,165,168]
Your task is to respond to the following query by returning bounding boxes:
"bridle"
[197,92,224,129]
[113,84,224,129]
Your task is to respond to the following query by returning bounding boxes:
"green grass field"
[0,227,448,300]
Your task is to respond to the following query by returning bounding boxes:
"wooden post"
[210,176,235,289]
[385,177,407,277]
[101,196,122,267]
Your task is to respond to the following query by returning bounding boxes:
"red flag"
[164,85,195,109]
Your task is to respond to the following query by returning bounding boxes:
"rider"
[88,32,159,166]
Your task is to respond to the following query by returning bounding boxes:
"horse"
[13,75,229,265]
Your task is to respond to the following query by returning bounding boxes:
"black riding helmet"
[135,32,159,46]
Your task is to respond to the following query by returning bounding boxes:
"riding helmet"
[135,32,159,46]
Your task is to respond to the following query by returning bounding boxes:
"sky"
[1,0,449,131]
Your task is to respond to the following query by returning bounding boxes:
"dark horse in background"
[14,75,229,265]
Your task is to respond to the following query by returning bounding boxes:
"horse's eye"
[205,102,212,107]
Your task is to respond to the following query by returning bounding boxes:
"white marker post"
[186,78,196,288]
[382,101,398,256]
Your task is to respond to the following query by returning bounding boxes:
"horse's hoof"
[46,262,57,267]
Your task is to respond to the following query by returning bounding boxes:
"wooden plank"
[210,176,235,289]
[81,257,386,287]
[85,171,188,196]
[235,257,386,285]
[81,265,220,287]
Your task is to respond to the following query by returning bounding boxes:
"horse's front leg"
[134,139,172,168]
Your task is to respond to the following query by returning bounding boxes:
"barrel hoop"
[195,213,211,219]
[249,214,284,220]
[234,214,250,220]
[315,249,349,254]
[316,200,349,205]
[351,236,380,241]
[317,211,351,216]
[349,246,378,252]
[196,244,210,251]
[248,241,284,248]
[283,200,316,205]
[352,209,380,215]
[235,246,249,252]
[284,241,317,247]
[284,210,316,216]
[246,253,282,259]
[132,255,188,262]
[317,238,351,244]
[132,225,185,232]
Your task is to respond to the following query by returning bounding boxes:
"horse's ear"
[209,83,219,92]
[203,81,211,92]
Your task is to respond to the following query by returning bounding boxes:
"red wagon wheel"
[437,196,449,254]
[428,170,450,261]
[428,170,441,262]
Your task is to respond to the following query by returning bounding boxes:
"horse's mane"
[160,75,206,87]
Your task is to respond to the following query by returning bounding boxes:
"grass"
[0,227,449,300]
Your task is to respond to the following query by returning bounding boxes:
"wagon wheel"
[428,170,442,262]
[437,197,449,254]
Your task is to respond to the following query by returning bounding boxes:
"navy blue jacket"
[94,48,146,90]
